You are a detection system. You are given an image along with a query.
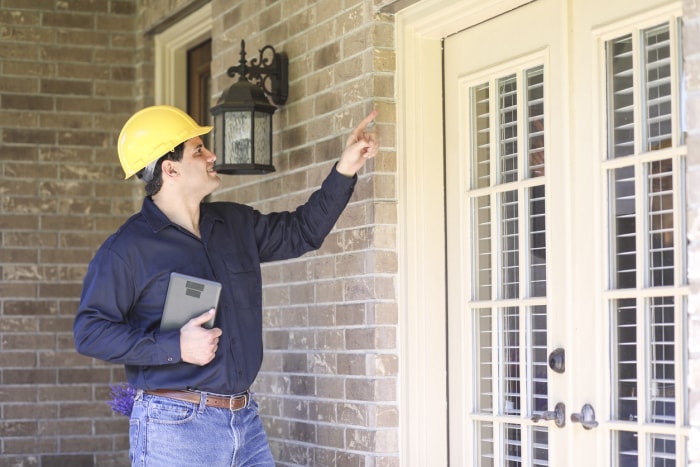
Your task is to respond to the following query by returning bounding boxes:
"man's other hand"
[180,309,222,365]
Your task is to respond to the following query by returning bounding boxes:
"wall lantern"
[210,40,288,175]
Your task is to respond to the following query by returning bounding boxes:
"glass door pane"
[468,64,550,466]
[604,17,688,466]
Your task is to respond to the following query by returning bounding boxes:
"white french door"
[444,0,688,465]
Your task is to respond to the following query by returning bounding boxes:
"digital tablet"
[160,272,222,331]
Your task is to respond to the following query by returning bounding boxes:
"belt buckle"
[230,391,248,411]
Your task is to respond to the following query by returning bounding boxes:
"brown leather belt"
[144,389,249,411]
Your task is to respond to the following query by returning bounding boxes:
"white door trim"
[395,0,537,464]
[154,2,212,108]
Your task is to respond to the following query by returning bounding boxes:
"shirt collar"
[141,197,172,233]
[140,197,224,234]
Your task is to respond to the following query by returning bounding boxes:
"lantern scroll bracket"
[226,40,288,107]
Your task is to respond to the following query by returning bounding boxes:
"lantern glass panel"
[254,111,271,165]
[225,111,253,164]
[211,113,221,158]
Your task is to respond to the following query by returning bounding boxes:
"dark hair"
[137,142,185,196]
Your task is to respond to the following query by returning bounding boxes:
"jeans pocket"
[147,397,196,425]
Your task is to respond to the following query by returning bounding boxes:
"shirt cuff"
[332,162,358,182]
[158,330,182,364]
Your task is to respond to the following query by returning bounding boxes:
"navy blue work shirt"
[73,166,356,395]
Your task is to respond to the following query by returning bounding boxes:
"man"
[73,105,379,466]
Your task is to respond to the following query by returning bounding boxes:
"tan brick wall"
[685,0,700,462]
[0,1,145,465]
[209,1,399,465]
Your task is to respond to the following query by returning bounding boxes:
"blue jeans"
[129,390,274,467]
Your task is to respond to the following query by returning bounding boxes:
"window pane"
[526,66,545,178]
[530,306,548,413]
[529,185,546,297]
[616,430,639,466]
[477,421,495,466]
[647,159,674,287]
[650,434,676,466]
[613,298,638,422]
[499,75,518,183]
[473,83,491,188]
[474,195,493,301]
[607,34,635,159]
[503,307,520,416]
[501,190,519,299]
[643,24,673,151]
[504,423,522,466]
[532,426,549,466]
[477,308,494,413]
[610,166,636,288]
[649,296,675,424]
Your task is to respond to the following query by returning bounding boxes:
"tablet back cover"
[160,272,221,331]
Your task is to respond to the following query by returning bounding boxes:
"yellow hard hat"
[117,105,213,179]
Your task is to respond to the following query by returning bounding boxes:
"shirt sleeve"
[73,246,182,366]
[254,164,357,262]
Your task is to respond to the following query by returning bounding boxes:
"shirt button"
[167,356,173,362]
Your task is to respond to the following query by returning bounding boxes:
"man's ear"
[161,160,178,177]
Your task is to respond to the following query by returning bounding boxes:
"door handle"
[570,403,599,430]
[530,402,566,428]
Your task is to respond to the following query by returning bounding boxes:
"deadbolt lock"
[548,348,565,373]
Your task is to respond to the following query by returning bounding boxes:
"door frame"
[395,1,536,464]
[397,1,689,465]
[154,2,212,108]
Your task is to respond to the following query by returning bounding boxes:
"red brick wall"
[0,2,142,465]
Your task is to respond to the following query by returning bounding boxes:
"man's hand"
[180,309,222,366]
[336,110,379,177]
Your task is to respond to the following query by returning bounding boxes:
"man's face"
[177,136,221,195]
